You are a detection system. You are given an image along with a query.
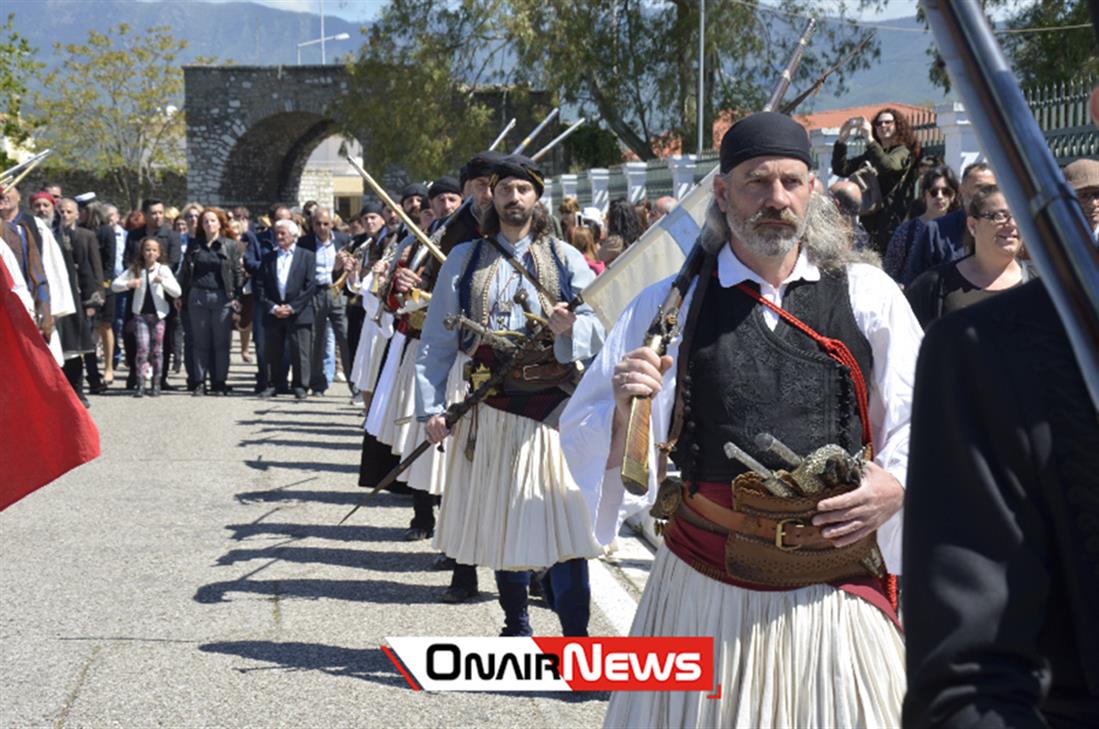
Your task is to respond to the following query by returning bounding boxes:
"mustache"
[748,208,800,226]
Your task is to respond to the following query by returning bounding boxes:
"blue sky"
[144,0,926,24]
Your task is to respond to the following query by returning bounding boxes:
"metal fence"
[548,79,1097,211]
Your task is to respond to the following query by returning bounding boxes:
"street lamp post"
[296,32,351,65]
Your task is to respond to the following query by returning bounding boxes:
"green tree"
[341,1,879,164]
[333,1,497,183]
[33,24,212,209]
[0,13,42,169]
[922,1,1097,91]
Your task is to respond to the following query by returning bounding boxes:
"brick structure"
[184,65,350,213]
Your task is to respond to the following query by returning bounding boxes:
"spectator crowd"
[2,107,1097,414]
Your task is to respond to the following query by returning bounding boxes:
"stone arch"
[183,65,352,212]
[218,112,340,211]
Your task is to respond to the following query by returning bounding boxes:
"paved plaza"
[1,358,654,727]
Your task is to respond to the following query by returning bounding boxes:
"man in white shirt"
[560,112,923,728]
[258,220,316,400]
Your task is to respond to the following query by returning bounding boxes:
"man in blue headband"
[413,154,606,634]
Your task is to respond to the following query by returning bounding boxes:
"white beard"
[726,206,807,258]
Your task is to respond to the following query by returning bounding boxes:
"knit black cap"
[490,154,545,198]
[428,176,461,199]
[460,150,504,188]
[719,112,812,174]
[360,200,385,217]
[400,183,429,203]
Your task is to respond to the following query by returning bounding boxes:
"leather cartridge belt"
[676,484,834,551]
[468,345,575,395]
[665,480,880,587]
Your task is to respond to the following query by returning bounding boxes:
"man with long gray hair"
[560,111,923,727]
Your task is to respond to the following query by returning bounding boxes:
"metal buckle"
[774,518,804,552]
[520,363,541,381]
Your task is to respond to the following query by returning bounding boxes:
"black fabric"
[491,154,544,197]
[904,280,1099,728]
[905,257,1037,330]
[357,430,402,489]
[400,183,428,203]
[671,273,872,481]
[428,176,461,199]
[189,244,224,290]
[360,200,384,217]
[460,151,504,188]
[719,111,812,173]
[140,272,157,315]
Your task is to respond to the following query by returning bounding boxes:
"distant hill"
[805,16,948,111]
[11,1,946,112]
[12,0,365,99]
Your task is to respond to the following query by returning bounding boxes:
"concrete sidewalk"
[0,359,655,728]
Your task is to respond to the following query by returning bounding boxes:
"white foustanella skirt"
[432,404,602,571]
[383,339,420,454]
[603,545,905,729]
[403,354,470,495]
[364,331,406,437]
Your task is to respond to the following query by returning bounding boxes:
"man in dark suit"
[123,198,182,391]
[258,219,316,399]
[296,207,352,395]
[57,198,105,396]
[244,204,291,393]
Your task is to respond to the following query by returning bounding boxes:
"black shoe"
[439,585,479,603]
[213,383,231,396]
[293,387,308,400]
[79,395,91,409]
[150,381,161,397]
[160,382,177,392]
[259,387,276,399]
[191,386,205,397]
[132,384,144,399]
[432,554,457,571]
[89,383,109,395]
[403,527,433,542]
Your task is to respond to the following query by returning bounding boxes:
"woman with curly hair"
[832,107,921,254]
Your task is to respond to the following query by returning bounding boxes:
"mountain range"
[11,0,947,112]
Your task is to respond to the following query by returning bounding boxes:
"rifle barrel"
[531,118,586,162]
[763,18,816,112]
[488,118,517,151]
[512,107,560,154]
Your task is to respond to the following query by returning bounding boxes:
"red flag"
[0,258,100,511]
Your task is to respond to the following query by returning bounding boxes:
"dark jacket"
[297,230,349,254]
[179,235,244,301]
[832,139,917,252]
[900,209,968,286]
[64,226,104,309]
[904,280,1099,727]
[259,245,316,325]
[124,224,181,271]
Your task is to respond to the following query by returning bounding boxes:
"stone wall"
[296,168,334,212]
[184,65,350,211]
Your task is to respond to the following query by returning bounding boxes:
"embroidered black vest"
[670,271,873,481]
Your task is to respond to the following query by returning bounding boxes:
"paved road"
[0,358,654,727]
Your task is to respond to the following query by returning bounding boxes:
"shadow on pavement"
[244,459,359,474]
[224,522,406,542]
[214,545,438,573]
[239,438,360,451]
[194,577,448,604]
[247,425,364,437]
[236,418,359,429]
[198,640,410,687]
